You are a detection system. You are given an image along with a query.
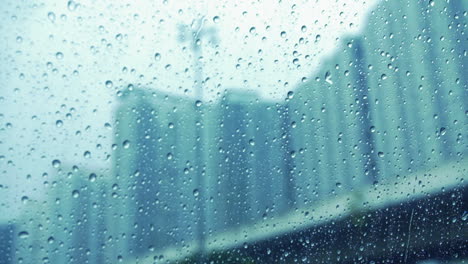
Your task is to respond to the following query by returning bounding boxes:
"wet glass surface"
[0,0,466,263]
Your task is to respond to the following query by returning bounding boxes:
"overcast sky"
[0,0,378,222]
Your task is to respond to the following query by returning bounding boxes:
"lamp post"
[178,17,218,263]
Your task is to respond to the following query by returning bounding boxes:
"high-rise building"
[111,87,200,255]
[209,90,295,232]
[14,165,108,264]
[0,223,14,264]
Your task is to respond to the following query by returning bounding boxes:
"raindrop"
[52,159,61,168]
[154,53,161,61]
[315,34,321,42]
[123,140,130,149]
[212,16,220,23]
[18,231,29,239]
[378,152,385,158]
[88,173,97,182]
[55,52,64,60]
[56,120,63,127]
[105,80,113,88]
[67,0,78,11]
[83,151,91,158]
[21,196,29,204]
[193,189,200,197]
[439,127,446,135]
[47,12,56,22]
[72,190,80,198]
[325,71,333,84]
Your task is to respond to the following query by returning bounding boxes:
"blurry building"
[211,90,295,232]
[14,165,108,264]
[111,87,199,255]
[122,0,467,262]
[0,223,14,264]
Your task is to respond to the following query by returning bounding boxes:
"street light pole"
[178,17,218,263]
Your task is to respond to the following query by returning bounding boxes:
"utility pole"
[178,17,218,263]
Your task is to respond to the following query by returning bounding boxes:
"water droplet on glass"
[83,151,91,158]
[325,71,333,84]
[378,152,385,158]
[193,189,200,197]
[154,53,161,61]
[67,0,78,11]
[18,231,29,239]
[88,173,97,182]
[212,16,220,23]
[47,12,56,22]
[52,159,61,168]
[123,140,130,149]
[439,127,446,135]
[105,80,113,88]
[56,120,63,127]
[315,34,321,42]
[55,52,64,60]
[72,190,80,198]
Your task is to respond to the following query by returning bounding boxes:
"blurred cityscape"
[1,0,467,263]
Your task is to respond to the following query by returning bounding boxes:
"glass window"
[1,0,466,263]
